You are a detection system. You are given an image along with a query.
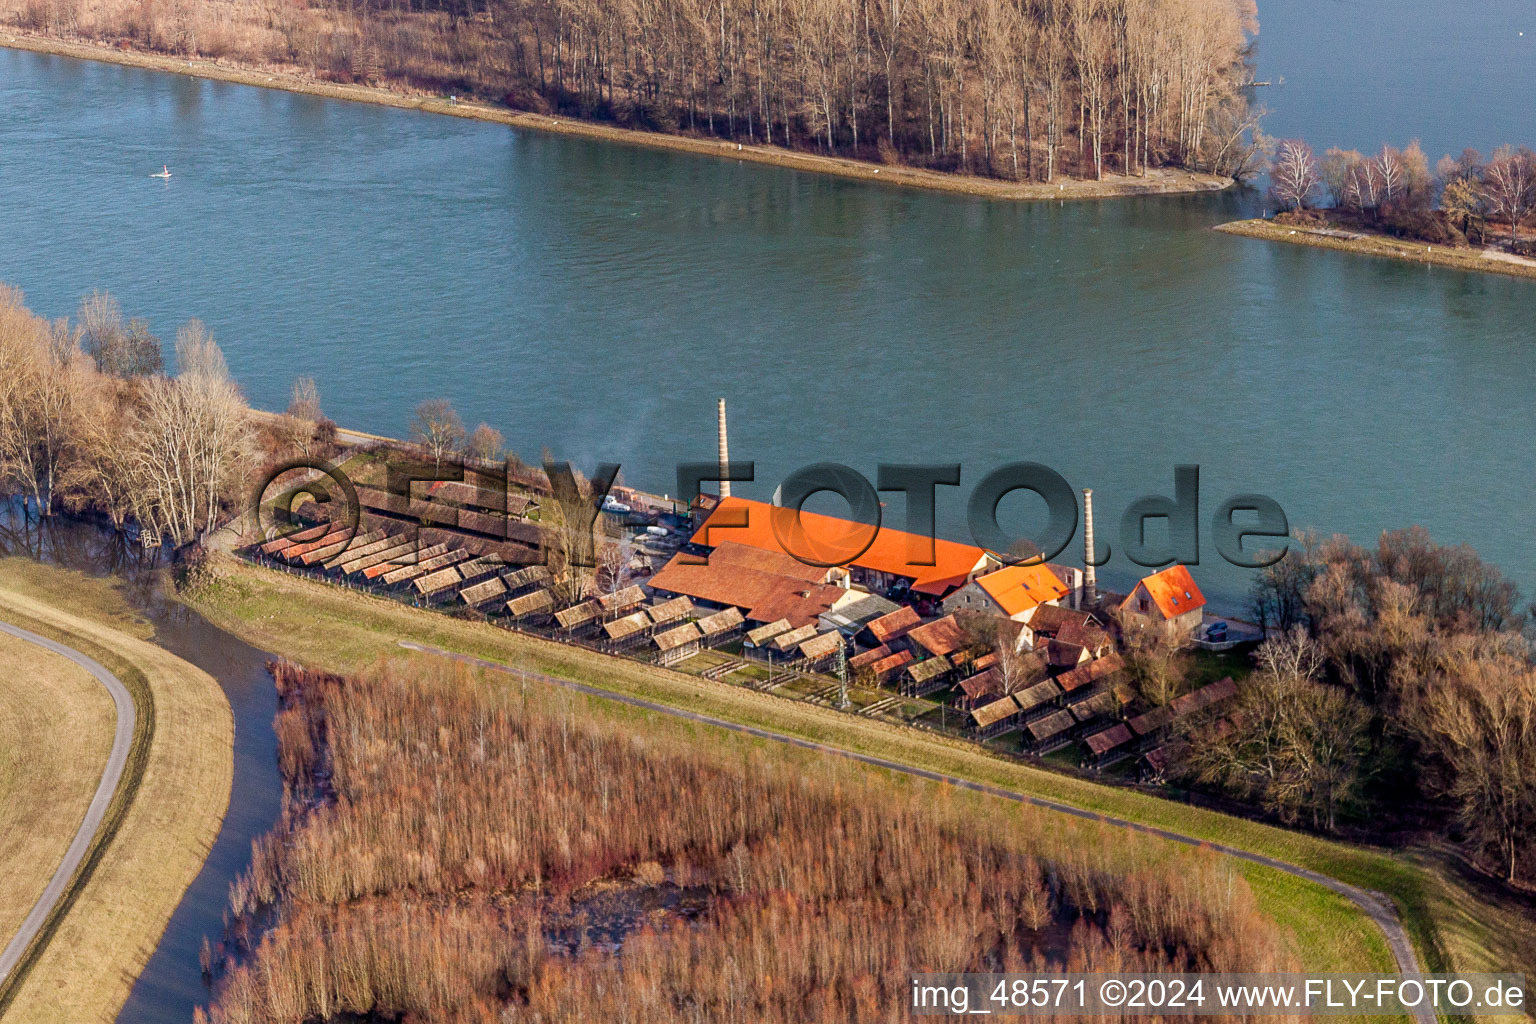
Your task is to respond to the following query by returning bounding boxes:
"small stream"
[0,510,280,1024]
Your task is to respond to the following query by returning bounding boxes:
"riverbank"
[0,31,1232,203]
[1216,218,1536,282]
[0,561,232,1024]
[187,552,1536,986]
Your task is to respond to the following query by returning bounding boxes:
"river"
[0,8,1533,1017]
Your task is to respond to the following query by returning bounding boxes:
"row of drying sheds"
[1079,675,1238,771]
[252,522,750,666]
[255,522,555,611]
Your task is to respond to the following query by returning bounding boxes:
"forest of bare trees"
[1222,528,1536,883]
[1267,139,1536,253]
[5,0,1261,181]
[197,659,1295,1024]
[0,286,256,547]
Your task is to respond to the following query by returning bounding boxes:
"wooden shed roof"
[771,623,819,651]
[413,566,463,595]
[460,577,508,606]
[506,588,554,617]
[848,643,892,670]
[971,695,1023,729]
[905,656,952,684]
[1015,678,1064,711]
[647,596,695,626]
[603,611,651,640]
[744,618,792,646]
[598,585,646,613]
[1026,709,1075,741]
[696,606,745,637]
[555,600,603,630]
[797,631,844,661]
[653,622,702,652]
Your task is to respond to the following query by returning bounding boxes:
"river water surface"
[0,9,1533,1016]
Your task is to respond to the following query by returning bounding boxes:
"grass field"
[187,554,1536,984]
[0,634,115,947]
[0,560,233,1024]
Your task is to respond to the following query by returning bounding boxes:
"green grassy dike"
[186,555,1532,991]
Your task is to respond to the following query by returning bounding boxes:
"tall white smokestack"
[717,398,731,499]
[1082,487,1097,608]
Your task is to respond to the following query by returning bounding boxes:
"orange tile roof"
[1131,565,1206,619]
[690,498,988,595]
[973,564,1073,617]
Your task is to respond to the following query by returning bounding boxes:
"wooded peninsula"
[2,0,1261,192]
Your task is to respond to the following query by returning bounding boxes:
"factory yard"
[248,438,1251,788]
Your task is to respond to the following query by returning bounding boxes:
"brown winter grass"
[184,556,1438,978]
[0,559,232,1024]
[1216,218,1536,282]
[0,32,1232,204]
[0,632,114,947]
[203,660,1302,1024]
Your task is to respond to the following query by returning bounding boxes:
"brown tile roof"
[1084,724,1133,756]
[866,605,921,643]
[1170,676,1238,718]
[745,583,848,629]
[1055,652,1125,693]
[646,542,838,626]
[1127,706,1174,736]
[1028,604,1090,636]
[870,650,915,679]
[849,644,892,670]
[958,668,1001,701]
[907,614,969,659]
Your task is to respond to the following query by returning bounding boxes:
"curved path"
[401,639,1436,1022]
[0,620,136,989]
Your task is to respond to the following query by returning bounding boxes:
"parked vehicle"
[601,496,632,514]
[645,525,670,537]
[1205,621,1228,641]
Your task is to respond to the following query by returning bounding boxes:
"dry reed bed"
[200,660,1298,1024]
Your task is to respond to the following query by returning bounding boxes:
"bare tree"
[1418,656,1536,884]
[124,321,253,547]
[410,399,466,473]
[1267,139,1319,211]
[465,423,506,464]
[77,290,163,377]
[1190,629,1369,831]
[0,287,93,516]
[1115,609,1190,707]
[1482,146,1536,247]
